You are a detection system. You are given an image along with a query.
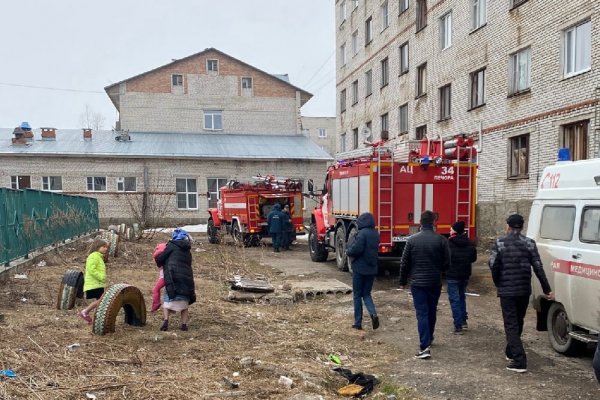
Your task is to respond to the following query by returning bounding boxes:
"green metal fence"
[0,188,99,266]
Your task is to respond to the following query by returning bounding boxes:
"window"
[381,113,389,140]
[469,68,486,109]
[416,62,427,97]
[241,77,253,89]
[42,176,62,191]
[508,134,529,178]
[207,59,219,73]
[117,177,136,192]
[352,0,359,10]
[341,133,347,152]
[352,30,359,55]
[581,207,600,243]
[207,178,227,208]
[400,0,409,13]
[353,128,359,149]
[381,1,389,30]
[399,42,409,74]
[380,57,389,87]
[352,80,359,105]
[563,20,591,77]
[416,0,427,31]
[439,84,451,120]
[540,206,575,241]
[340,89,347,113]
[176,178,198,210]
[560,120,589,161]
[510,0,529,8]
[440,12,452,50]
[365,69,373,96]
[340,0,347,23]
[416,125,427,140]
[172,74,183,87]
[472,0,487,30]
[10,175,31,189]
[87,176,106,192]
[509,47,531,94]
[398,104,408,134]
[204,110,223,130]
[318,128,327,138]
[365,17,373,45]
[340,43,347,66]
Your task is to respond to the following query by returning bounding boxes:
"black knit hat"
[506,214,524,229]
[451,221,465,234]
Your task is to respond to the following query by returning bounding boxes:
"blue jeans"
[447,279,468,329]
[411,285,442,350]
[352,272,377,327]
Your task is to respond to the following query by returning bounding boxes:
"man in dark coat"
[346,212,380,330]
[489,214,553,373]
[281,204,293,250]
[447,221,477,334]
[267,204,284,252]
[399,210,450,359]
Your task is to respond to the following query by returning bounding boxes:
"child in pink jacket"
[151,242,167,312]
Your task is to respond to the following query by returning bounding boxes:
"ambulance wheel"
[346,226,358,274]
[547,302,584,355]
[56,269,84,310]
[92,284,146,336]
[335,224,349,271]
[207,218,221,244]
[308,223,328,262]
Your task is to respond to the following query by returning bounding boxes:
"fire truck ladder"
[455,157,473,233]
[377,147,394,245]
[247,195,259,231]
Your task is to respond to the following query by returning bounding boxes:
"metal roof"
[0,129,334,161]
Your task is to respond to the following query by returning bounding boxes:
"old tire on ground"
[207,218,221,244]
[92,284,146,336]
[346,226,358,274]
[56,269,84,310]
[309,223,328,262]
[335,224,349,271]
[100,231,120,258]
[547,302,584,355]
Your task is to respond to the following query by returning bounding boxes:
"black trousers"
[500,295,529,367]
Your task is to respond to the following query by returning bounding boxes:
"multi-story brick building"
[300,116,337,155]
[335,0,599,239]
[0,49,332,226]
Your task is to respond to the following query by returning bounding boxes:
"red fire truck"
[308,135,477,271]
[207,175,306,247]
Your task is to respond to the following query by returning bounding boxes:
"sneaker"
[180,324,188,331]
[352,325,363,330]
[452,327,464,335]
[415,347,431,359]
[78,311,92,325]
[462,322,469,330]
[506,361,527,373]
[371,315,380,330]
[160,320,169,331]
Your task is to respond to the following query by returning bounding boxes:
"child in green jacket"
[78,238,109,324]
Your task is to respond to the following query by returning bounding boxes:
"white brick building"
[300,116,337,155]
[335,0,599,239]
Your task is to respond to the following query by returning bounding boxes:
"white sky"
[0,0,335,130]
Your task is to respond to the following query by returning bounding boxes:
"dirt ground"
[0,233,598,400]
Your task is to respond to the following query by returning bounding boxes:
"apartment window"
[207,59,219,73]
[416,0,427,32]
[508,134,529,178]
[87,176,106,192]
[42,176,62,191]
[340,0,347,23]
[172,74,183,87]
[241,77,253,89]
[365,17,373,45]
[353,128,359,149]
[352,30,359,55]
[440,12,452,50]
[509,47,531,95]
[398,104,408,134]
[381,113,389,140]
[416,62,427,97]
[318,128,327,138]
[117,177,137,192]
[400,0,409,14]
[399,42,409,74]
[340,89,347,113]
[204,110,223,130]
[439,84,451,120]
[380,57,389,88]
[341,133,347,152]
[381,1,389,30]
[352,0,359,10]
[207,178,227,208]
[469,68,486,109]
[352,80,359,105]
[340,43,347,66]
[10,175,31,190]
[416,125,427,140]
[559,120,589,161]
[176,178,198,210]
[510,0,529,8]
[472,0,487,30]
[366,121,372,137]
[365,69,373,97]
[563,20,591,77]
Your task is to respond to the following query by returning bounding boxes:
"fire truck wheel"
[232,222,251,247]
[56,269,84,310]
[207,218,221,244]
[308,223,328,262]
[250,235,261,247]
[335,224,349,271]
[92,284,146,336]
[346,226,358,274]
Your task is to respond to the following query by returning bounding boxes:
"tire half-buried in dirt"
[92,283,146,335]
[56,269,84,310]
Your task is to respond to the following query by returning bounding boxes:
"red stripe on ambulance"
[552,259,600,280]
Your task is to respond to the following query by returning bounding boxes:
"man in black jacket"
[447,221,477,335]
[399,210,450,359]
[489,214,554,373]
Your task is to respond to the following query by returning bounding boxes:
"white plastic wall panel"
[333,179,342,212]
[359,175,370,214]
[341,178,349,212]
[348,177,358,214]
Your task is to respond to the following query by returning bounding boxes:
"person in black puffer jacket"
[447,221,477,335]
[594,337,600,384]
[155,228,196,332]
[489,214,553,373]
[399,210,450,359]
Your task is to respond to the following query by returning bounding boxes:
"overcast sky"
[0,0,335,130]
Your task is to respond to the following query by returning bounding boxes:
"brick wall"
[300,116,337,155]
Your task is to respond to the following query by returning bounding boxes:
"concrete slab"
[286,279,352,300]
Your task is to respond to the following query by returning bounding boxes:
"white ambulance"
[528,157,600,354]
